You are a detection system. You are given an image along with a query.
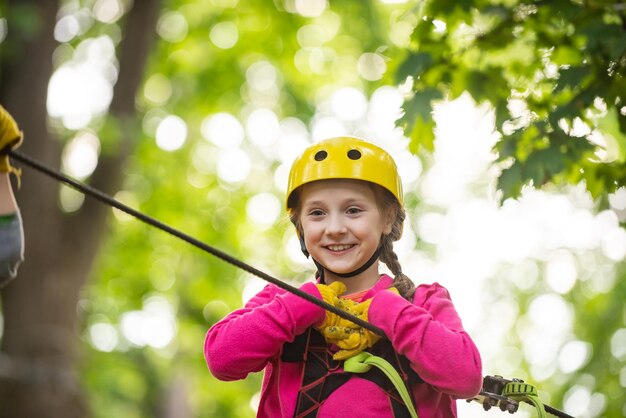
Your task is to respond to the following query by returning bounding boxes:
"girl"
[205,136,482,417]
[0,105,24,288]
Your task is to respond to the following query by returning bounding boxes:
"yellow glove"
[316,296,361,344]
[330,296,379,360]
[336,287,399,318]
[316,281,353,329]
[332,328,380,361]
[0,105,23,178]
[325,287,398,360]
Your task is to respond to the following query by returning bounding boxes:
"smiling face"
[298,179,394,292]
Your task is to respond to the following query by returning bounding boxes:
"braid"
[379,201,416,300]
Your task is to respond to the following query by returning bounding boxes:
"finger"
[334,317,361,329]
[336,298,358,309]
[334,333,361,350]
[322,326,355,340]
[333,348,359,361]
[328,281,346,296]
[350,301,370,316]
[363,331,380,347]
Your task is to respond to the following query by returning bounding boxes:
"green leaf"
[498,162,523,200]
[540,143,566,176]
[551,46,582,66]
[395,52,434,83]
[523,152,547,186]
[596,107,626,163]
[495,131,521,160]
[494,98,510,130]
[399,88,443,133]
[408,116,436,153]
[555,66,591,93]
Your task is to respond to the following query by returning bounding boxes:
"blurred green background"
[0,0,624,417]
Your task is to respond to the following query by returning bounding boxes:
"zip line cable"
[6,149,384,336]
[6,149,574,418]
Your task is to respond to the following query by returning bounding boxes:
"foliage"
[396,1,626,417]
[396,0,626,201]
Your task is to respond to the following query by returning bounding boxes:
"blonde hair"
[288,182,416,300]
[375,187,416,300]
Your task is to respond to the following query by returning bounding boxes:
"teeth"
[327,244,353,251]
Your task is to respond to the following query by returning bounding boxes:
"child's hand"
[319,324,358,344]
[316,280,346,304]
[325,288,398,360]
[332,328,380,361]
[331,297,378,360]
[0,105,23,176]
[316,281,356,330]
[316,286,398,359]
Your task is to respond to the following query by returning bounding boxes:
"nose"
[325,213,347,236]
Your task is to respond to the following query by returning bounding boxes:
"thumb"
[328,280,346,296]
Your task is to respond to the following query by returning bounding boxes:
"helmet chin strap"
[299,234,383,283]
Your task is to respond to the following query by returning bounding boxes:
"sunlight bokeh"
[92,0,125,24]
[120,295,177,350]
[209,21,239,49]
[156,115,187,151]
[201,112,244,148]
[47,36,117,129]
[157,11,188,43]
[62,130,101,179]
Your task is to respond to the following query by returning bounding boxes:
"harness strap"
[344,352,418,418]
[283,329,421,418]
[291,330,345,417]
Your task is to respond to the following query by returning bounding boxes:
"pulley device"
[4,149,574,418]
[470,375,573,418]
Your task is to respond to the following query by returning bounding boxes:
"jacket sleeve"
[368,283,482,399]
[0,212,24,288]
[204,282,325,381]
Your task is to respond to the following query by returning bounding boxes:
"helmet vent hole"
[347,149,361,160]
[314,150,328,161]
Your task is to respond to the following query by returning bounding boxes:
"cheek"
[301,220,320,241]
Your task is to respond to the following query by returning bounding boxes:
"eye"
[307,209,325,217]
[346,207,363,215]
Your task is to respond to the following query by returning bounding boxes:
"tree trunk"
[0,1,160,416]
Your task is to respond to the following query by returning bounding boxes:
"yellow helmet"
[286,136,403,209]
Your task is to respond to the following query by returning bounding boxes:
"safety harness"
[282,328,423,418]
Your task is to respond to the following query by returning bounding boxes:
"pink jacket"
[205,275,482,417]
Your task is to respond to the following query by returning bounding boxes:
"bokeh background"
[0,0,624,417]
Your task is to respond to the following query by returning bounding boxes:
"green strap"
[502,381,546,418]
[0,213,17,225]
[344,352,419,418]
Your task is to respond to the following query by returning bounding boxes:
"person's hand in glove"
[316,296,363,343]
[0,105,23,179]
[326,295,380,360]
[315,281,360,331]
[325,287,399,360]
[325,327,379,361]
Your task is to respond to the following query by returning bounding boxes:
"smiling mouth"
[325,244,355,252]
